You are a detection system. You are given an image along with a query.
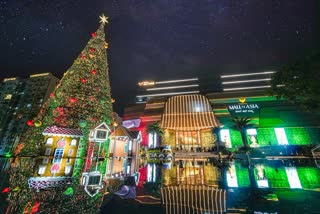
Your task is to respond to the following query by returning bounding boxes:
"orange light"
[138,81,155,87]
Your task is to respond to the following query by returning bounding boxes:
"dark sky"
[0,0,318,114]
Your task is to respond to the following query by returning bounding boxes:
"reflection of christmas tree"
[7,15,113,213]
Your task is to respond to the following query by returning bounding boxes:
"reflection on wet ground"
[101,157,320,213]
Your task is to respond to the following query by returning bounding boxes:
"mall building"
[123,71,320,150]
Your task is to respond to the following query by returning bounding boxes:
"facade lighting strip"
[155,78,198,84]
[223,85,271,91]
[136,90,199,98]
[222,78,271,85]
[147,84,199,91]
[221,71,276,78]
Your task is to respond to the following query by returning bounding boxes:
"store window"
[220,129,232,148]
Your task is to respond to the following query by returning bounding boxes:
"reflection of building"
[161,95,220,150]
[161,186,227,214]
[28,126,83,189]
[107,126,141,178]
[162,159,220,186]
[0,73,59,161]
[82,122,111,197]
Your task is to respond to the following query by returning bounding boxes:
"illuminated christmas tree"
[6,15,113,213]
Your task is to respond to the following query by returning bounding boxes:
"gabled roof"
[94,122,111,131]
[43,126,83,138]
[110,126,141,140]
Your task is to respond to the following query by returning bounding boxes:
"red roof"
[43,126,83,138]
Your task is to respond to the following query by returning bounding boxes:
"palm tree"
[146,122,163,148]
[230,117,254,149]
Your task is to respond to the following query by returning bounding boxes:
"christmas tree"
[6,15,113,213]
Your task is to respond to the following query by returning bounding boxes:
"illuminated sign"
[138,81,155,87]
[3,78,17,82]
[122,119,141,129]
[227,103,259,115]
[30,73,50,78]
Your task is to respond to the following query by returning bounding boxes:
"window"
[88,175,101,185]
[274,128,289,145]
[65,165,72,175]
[42,158,49,164]
[68,149,73,156]
[220,129,232,148]
[46,138,53,145]
[38,165,46,175]
[66,157,71,164]
[70,139,77,146]
[96,130,107,139]
[45,148,52,156]
[53,148,64,163]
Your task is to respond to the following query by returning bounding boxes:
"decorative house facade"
[81,122,111,197]
[28,126,83,189]
[107,126,141,178]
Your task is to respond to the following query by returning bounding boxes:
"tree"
[146,122,163,148]
[230,117,254,149]
[7,15,113,213]
[270,52,320,113]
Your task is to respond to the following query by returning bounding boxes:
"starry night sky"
[0,0,318,114]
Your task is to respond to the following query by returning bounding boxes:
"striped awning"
[43,126,83,138]
[161,185,226,214]
[160,95,220,131]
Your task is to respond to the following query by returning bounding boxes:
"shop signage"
[226,98,260,116]
[122,119,141,129]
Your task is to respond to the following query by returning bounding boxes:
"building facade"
[28,126,83,190]
[124,71,319,150]
[0,73,59,159]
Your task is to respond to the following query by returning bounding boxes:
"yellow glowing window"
[4,94,12,100]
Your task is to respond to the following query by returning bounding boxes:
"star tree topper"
[99,14,109,24]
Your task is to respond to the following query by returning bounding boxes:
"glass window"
[70,139,77,146]
[53,148,64,163]
[65,165,72,175]
[128,140,132,151]
[220,129,232,148]
[46,138,53,145]
[38,165,46,175]
[88,175,101,185]
[42,158,49,164]
[96,130,107,139]
[45,148,52,155]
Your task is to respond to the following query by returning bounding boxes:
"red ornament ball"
[81,55,86,59]
[81,78,87,83]
[69,97,77,103]
[91,32,97,37]
[90,48,95,52]
[49,93,54,98]
[91,70,97,75]
[1,187,10,193]
[26,120,34,126]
